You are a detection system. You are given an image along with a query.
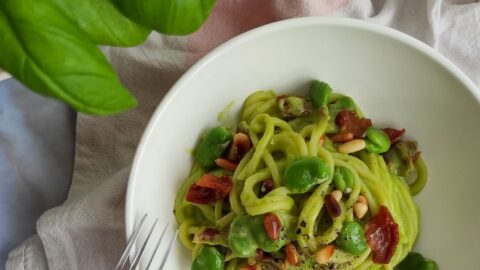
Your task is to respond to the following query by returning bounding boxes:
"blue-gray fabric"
[0,78,75,268]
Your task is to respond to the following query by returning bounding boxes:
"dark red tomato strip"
[382,128,406,144]
[186,185,219,204]
[196,174,232,196]
[336,110,372,139]
[186,174,233,204]
[364,205,400,264]
[197,228,220,241]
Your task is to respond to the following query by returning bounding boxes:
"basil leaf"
[50,0,151,46]
[111,0,217,35]
[0,0,137,115]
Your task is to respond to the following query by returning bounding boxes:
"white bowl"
[126,17,480,269]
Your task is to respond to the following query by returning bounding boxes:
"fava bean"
[336,221,367,255]
[333,166,354,192]
[195,126,232,169]
[284,157,331,193]
[309,80,332,108]
[330,97,355,112]
[191,246,225,270]
[364,127,391,154]
[228,213,296,258]
[398,252,439,270]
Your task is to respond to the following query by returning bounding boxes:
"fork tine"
[128,218,159,270]
[158,229,179,270]
[115,214,148,270]
[144,223,169,270]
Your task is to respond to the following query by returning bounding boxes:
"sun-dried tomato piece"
[364,205,400,264]
[196,228,220,241]
[336,110,372,139]
[186,174,233,204]
[382,128,406,144]
[196,174,232,197]
[186,185,218,204]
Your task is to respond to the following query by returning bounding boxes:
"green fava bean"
[227,215,257,258]
[398,252,439,270]
[330,97,355,112]
[336,221,368,255]
[333,168,346,192]
[284,157,331,193]
[333,166,354,192]
[309,80,332,108]
[421,260,440,270]
[365,127,391,154]
[228,213,296,258]
[191,246,225,270]
[195,126,232,169]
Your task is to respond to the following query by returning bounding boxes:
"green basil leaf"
[111,0,217,35]
[50,0,150,46]
[0,0,137,115]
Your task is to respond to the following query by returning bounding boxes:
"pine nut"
[215,158,237,171]
[331,132,354,143]
[357,195,368,205]
[325,194,341,218]
[354,203,368,219]
[263,213,281,240]
[315,245,335,264]
[338,139,366,154]
[331,190,343,202]
[285,243,300,266]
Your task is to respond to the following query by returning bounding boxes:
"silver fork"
[115,214,178,270]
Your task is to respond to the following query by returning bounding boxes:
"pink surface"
[186,0,349,65]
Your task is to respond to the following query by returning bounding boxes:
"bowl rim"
[125,16,480,239]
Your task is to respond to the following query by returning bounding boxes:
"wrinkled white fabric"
[6,0,480,269]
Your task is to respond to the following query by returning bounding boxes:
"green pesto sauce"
[285,248,360,270]
[217,101,236,131]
